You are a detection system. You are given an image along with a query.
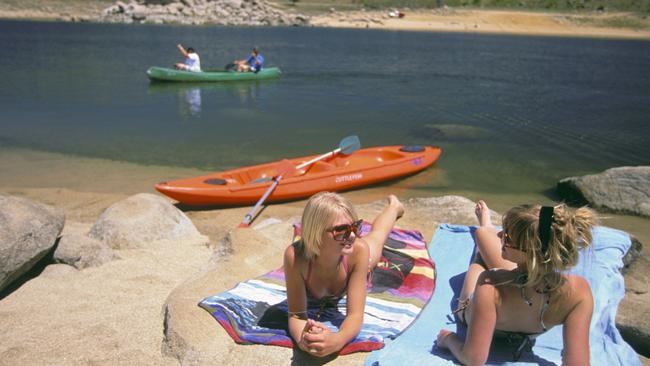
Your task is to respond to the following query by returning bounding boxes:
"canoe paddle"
[238,135,361,228]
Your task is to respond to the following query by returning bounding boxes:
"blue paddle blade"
[339,135,361,155]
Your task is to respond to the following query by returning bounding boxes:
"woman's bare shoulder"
[475,270,502,301]
[560,274,592,301]
[284,242,304,267]
[350,239,370,267]
[480,268,516,287]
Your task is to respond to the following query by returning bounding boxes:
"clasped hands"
[299,319,341,357]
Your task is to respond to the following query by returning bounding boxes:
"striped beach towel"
[199,224,436,354]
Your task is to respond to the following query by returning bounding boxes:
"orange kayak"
[155,145,442,206]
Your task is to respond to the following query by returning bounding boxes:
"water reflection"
[148,80,270,121]
[184,87,202,117]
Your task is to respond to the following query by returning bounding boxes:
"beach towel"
[199,224,435,355]
[365,224,640,365]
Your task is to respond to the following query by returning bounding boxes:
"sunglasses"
[328,219,363,241]
[498,230,520,251]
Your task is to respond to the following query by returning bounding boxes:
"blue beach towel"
[365,224,640,366]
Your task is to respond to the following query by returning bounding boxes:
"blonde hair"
[502,203,598,291]
[300,192,358,260]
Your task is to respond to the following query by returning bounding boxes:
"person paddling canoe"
[174,43,201,72]
[235,47,264,73]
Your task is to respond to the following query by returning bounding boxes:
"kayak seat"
[307,161,336,173]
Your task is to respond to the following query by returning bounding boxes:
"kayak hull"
[155,146,442,206]
[146,66,282,82]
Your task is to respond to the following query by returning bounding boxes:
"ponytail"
[503,204,598,290]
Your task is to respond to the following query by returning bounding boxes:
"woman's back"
[492,273,589,335]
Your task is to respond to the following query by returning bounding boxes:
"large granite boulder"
[557,166,650,217]
[0,195,65,292]
[53,233,120,270]
[89,193,207,249]
[617,249,650,358]
[162,225,294,365]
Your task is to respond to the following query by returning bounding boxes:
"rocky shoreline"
[1,165,649,364]
[101,0,308,26]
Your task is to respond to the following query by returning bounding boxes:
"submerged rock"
[410,123,493,141]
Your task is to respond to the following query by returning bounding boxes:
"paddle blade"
[339,135,361,155]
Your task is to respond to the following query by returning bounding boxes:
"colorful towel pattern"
[199,224,436,355]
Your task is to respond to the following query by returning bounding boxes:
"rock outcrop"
[557,166,650,217]
[0,195,65,292]
[53,233,120,270]
[102,0,309,26]
[89,193,208,249]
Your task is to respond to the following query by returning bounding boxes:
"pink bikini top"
[303,255,351,301]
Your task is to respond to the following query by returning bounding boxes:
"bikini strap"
[304,260,313,285]
[341,255,349,274]
[539,293,550,332]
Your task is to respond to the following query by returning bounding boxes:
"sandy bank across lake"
[310,8,650,39]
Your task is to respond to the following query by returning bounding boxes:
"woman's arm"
[176,44,188,57]
[437,274,497,365]
[284,245,311,352]
[363,195,404,268]
[302,243,370,357]
[562,276,593,366]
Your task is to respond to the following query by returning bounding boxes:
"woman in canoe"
[436,200,597,365]
[284,191,404,357]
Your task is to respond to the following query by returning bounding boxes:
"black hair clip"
[538,206,555,255]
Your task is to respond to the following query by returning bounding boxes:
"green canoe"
[146,66,282,82]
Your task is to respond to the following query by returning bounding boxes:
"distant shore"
[311,8,650,39]
[0,2,649,39]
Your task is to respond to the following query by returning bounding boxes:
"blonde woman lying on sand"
[437,200,597,365]
[284,192,404,357]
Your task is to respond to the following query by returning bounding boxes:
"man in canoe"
[174,44,201,72]
[284,192,404,357]
[235,47,264,73]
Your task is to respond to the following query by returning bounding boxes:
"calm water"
[1,20,649,199]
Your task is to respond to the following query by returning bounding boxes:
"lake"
[0,19,649,214]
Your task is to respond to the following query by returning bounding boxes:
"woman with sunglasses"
[436,200,597,365]
[284,191,404,358]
